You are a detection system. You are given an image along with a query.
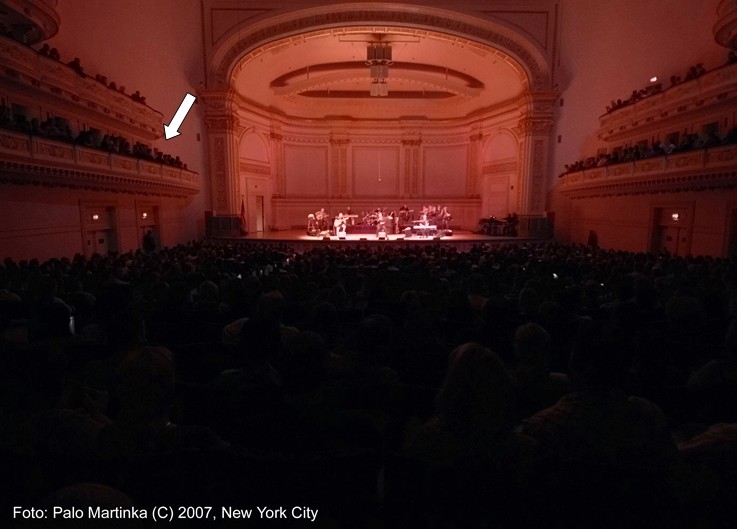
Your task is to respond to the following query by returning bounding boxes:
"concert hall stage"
[214,229,546,252]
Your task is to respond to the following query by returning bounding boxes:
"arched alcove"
[239,131,269,163]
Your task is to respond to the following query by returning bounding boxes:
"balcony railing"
[0,129,199,197]
[559,143,737,196]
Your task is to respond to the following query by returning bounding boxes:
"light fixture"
[370,79,388,97]
[671,213,680,221]
[141,212,148,219]
[366,42,392,96]
[91,214,99,221]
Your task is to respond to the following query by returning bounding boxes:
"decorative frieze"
[483,161,518,174]
[240,161,271,174]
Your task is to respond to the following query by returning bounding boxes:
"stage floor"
[214,229,546,250]
[246,229,490,241]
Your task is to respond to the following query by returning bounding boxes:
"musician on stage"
[375,209,385,235]
[440,206,452,231]
[315,208,328,232]
[334,212,347,237]
[398,205,410,230]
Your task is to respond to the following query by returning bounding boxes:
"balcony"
[597,62,737,142]
[0,129,199,197]
[0,35,163,140]
[0,0,60,44]
[559,143,737,198]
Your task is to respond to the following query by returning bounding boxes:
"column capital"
[516,91,559,115]
[516,117,554,135]
[199,89,239,113]
[204,116,241,133]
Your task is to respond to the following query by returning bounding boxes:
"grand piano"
[478,216,516,236]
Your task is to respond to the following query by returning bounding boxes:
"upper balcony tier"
[0,0,60,44]
[0,34,163,140]
[597,61,737,142]
[0,128,199,197]
[559,143,737,198]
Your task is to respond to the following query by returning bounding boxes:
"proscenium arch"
[206,3,552,94]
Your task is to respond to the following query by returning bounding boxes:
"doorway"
[86,230,112,255]
[249,195,265,232]
[82,205,118,257]
[651,207,690,256]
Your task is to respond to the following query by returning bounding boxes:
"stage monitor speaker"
[338,235,346,240]
[359,237,368,241]
[323,235,331,240]
[445,229,453,237]
[403,227,412,238]
[378,231,387,240]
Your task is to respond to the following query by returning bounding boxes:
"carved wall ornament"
[205,116,240,132]
[517,117,554,135]
[0,133,29,152]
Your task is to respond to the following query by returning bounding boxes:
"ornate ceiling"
[232,27,528,121]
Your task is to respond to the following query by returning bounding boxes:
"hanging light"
[366,42,392,96]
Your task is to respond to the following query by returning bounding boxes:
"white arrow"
[163,93,196,140]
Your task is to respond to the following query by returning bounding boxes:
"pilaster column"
[330,135,350,197]
[401,137,422,197]
[468,131,484,196]
[270,126,285,197]
[202,90,242,214]
[515,92,557,217]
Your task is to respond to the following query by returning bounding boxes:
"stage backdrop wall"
[353,147,400,197]
[423,145,468,197]
[284,145,329,196]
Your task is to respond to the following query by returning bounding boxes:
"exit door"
[86,229,111,255]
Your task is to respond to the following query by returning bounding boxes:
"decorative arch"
[484,129,520,164]
[239,131,270,163]
[206,3,552,93]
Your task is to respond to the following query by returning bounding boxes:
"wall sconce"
[141,212,148,219]
[91,214,99,221]
[671,213,680,221]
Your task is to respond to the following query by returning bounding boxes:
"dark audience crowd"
[2,239,737,527]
